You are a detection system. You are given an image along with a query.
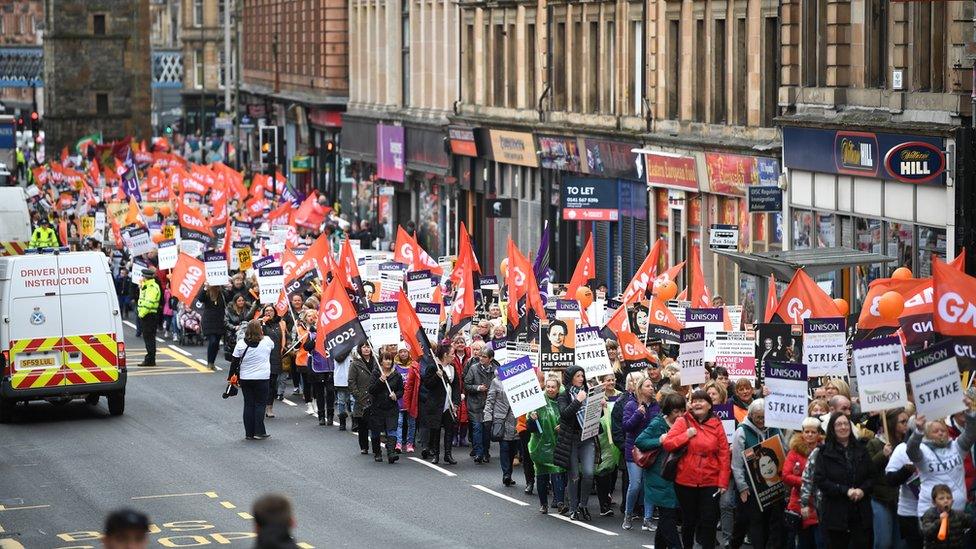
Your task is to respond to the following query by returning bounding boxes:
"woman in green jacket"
[527,377,566,515]
[634,391,685,548]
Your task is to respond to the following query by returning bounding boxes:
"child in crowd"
[920,484,972,548]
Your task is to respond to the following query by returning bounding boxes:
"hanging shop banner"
[257,266,284,304]
[763,362,808,430]
[907,340,966,421]
[497,356,548,418]
[561,177,619,222]
[802,318,847,378]
[575,326,614,380]
[580,384,607,440]
[367,301,400,346]
[376,124,405,183]
[540,318,575,371]
[853,336,908,413]
[748,186,783,213]
[580,139,641,180]
[488,129,539,167]
[642,151,699,192]
[715,331,757,382]
[743,435,789,511]
[448,127,479,157]
[539,135,583,172]
[782,127,946,185]
[204,251,229,286]
[679,326,706,385]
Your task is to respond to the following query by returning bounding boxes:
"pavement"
[0,321,660,548]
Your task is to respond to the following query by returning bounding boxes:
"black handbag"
[490,421,505,442]
[661,445,687,482]
[784,509,802,530]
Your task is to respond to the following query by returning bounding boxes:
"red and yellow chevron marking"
[9,336,63,389]
[61,334,119,385]
[0,241,27,256]
[9,334,119,389]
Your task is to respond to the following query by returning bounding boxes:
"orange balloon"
[656,280,678,301]
[576,286,594,309]
[833,298,849,317]
[143,205,155,217]
[159,204,172,217]
[892,267,913,280]
[500,258,509,279]
[878,291,905,320]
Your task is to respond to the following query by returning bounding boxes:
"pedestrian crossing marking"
[237,512,252,520]
[127,347,212,376]
[219,501,236,509]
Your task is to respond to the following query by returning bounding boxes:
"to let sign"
[561,177,619,221]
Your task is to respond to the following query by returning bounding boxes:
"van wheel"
[0,399,14,423]
[85,394,99,406]
[107,392,124,416]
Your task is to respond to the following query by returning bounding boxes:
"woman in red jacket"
[783,416,822,549]
[398,346,421,453]
[663,389,731,549]
[451,335,471,447]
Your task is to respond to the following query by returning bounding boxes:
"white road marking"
[407,457,457,477]
[168,344,192,356]
[470,484,530,506]
[281,398,297,407]
[155,338,165,343]
[195,358,222,371]
[123,320,137,329]
[549,513,619,536]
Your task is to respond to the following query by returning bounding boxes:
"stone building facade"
[0,0,44,112]
[180,0,230,135]
[43,0,151,152]
[240,0,348,195]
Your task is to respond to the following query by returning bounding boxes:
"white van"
[0,249,126,421]
[0,187,32,255]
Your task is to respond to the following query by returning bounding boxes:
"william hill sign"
[883,142,946,184]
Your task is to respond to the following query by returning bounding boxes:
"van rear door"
[56,253,120,386]
[7,256,65,390]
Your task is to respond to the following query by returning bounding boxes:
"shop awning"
[713,247,896,281]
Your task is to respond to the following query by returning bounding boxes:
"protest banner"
[162,224,175,240]
[803,317,847,377]
[379,262,406,301]
[124,227,154,257]
[204,252,228,286]
[497,356,547,417]
[157,239,178,271]
[94,210,106,233]
[555,300,582,323]
[666,300,690,328]
[80,216,95,237]
[907,340,966,421]
[715,331,757,381]
[686,308,725,361]
[755,323,802,386]
[853,336,908,413]
[763,362,808,430]
[725,305,743,331]
[540,318,575,371]
[257,266,284,304]
[575,326,614,380]
[367,301,400,346]
[490,339,508,364]
[416,302,442,344]
[580,384,606,440]
[507,340,539,370]
[679,326,706,385]
[406,270,435,305]
[743,435,788,511]
[714,403,736,444]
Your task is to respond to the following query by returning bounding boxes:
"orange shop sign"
[488,130,539,167]
[642,151,698,192]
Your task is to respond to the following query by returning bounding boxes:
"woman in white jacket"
[906,397,976,518]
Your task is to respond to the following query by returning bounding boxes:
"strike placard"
[124,227,154,257]
[575,326,614,380]
[416,302,442,344]
[257,266,284,304]
[579,384,606,441]
[80,216,95,237]
[497,356,547,418]
[94,210,106,233]
[854,336,908,413]
[406,270,435,305]
[763,362,808,430]
[686,308,724,362]
[367,301,400,346]
[907,340,966,421]
[157,239,178,271]
[204,252,229,286]
[714,403,736,444]
[803,317,848,377]
[162,225,175,240]
[679,326,706,385]
[379,262,406,301]
[715,331,757,381]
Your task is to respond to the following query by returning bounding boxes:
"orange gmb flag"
[933,258,976,336]
[618,330,658,371]
[764,274,779,323]
[506,238,547,328]
[170,254,206,308]
[314,278,366,358]
[397,291,430,361]
[857,277,932,329]
[772,268,840,324]
[688,244,711,308]
[646,296,683,343]
[622,238,664,305]
[448,246,475,335]
[565,234,596,297]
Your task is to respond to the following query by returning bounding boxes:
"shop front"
[782,126,954,310]
[405,124,451,257]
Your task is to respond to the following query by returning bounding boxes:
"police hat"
[104,508,150,536]
[141,268,156,277]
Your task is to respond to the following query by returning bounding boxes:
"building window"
[666,19,679,119]
[586,21,598,113]
[194,48,204,89]
[93,14,106,36]
[464,23,475,103]
[30,14,35,34]
[218,49,226,89]
[96,93,109,115]
[734,17,747,125]
[712,19,727,124]
[193,0,204,27]
[526,23,537,108]
[219,0,226,26]
[762,16,779,126]
[17,14,24,34]
[694,19,705,121]
[0,15,5,36]
[507,21,518,108]
[401,1,410,107]
[912,2,946,92]
[801,0,827,87]
[866,0,887,87]
[553,22,566,110]
[631,21,642,116]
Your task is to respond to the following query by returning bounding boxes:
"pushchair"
[176,304,204,346]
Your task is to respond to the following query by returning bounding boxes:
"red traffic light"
[325,140,335,153]
[30,112,38,121]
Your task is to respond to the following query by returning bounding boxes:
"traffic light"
[29,112,39,132]
[259,126,281,173]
